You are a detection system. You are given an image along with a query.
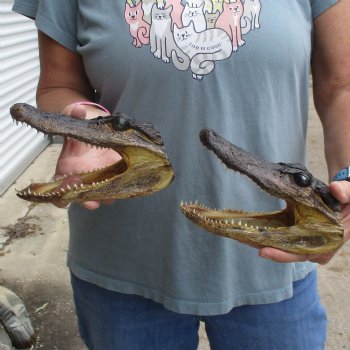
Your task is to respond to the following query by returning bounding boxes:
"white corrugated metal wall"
[0,0,49,195]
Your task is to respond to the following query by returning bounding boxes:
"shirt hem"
[311,0,338,18]
[68,258,316,316]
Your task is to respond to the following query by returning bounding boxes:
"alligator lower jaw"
[16,146,174,204]
[16,160,128,203]
[180,201,292,227]
[180,202,344,254]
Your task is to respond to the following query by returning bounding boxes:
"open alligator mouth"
[10,103,174,205]
[180,129,343,254]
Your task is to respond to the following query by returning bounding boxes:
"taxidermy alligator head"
[180,129,343,254]
[10,103,174,205]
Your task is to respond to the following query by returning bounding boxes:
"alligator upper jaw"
[180,128,343,255]
[10,103,174,204]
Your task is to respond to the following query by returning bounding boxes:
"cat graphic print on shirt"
[124,0,262,80]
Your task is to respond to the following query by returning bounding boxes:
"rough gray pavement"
[0,93,349,349]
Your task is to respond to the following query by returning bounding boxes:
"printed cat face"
[183,3,205,19]
[125,2,144,24]
[205,10,220,23]
[222,0,243,15]
[151,3,172,21]
[173,21,195,43]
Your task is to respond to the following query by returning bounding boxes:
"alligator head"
[10,103,174,204]
[180,128,343,254]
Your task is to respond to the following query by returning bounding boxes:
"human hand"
[54,104,122,210]
[259,181,350,265]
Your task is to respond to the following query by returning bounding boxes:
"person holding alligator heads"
[13,0,350,349]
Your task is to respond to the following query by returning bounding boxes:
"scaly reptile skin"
[180,128,343,254]
[10,103,174,206]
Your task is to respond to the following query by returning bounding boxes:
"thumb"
[63,103,87,120]
[329,181,350,204]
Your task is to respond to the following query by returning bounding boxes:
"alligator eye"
[112,117,131,131]
[293,173,312,187]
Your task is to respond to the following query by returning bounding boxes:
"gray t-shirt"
[13,0,337,315]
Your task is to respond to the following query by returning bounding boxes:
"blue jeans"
[71,270,327,350]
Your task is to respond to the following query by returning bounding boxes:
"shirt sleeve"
[12,0,39,19]
[36,0,78,52]
[13,0,78,52]
[310,0,338,18]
